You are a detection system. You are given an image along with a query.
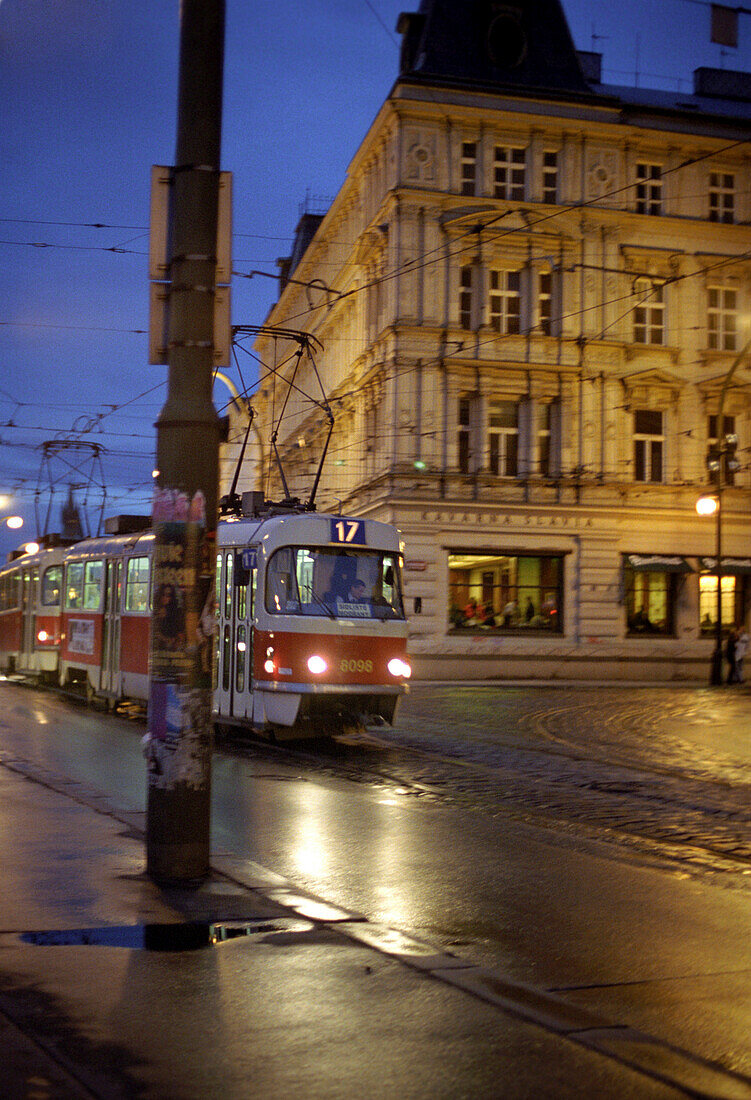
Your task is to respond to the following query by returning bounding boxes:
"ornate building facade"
[247,0,751,680]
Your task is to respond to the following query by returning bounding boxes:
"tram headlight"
[307,655,327,675]
[388,658,411,678]
[263,659,275,674]
[37,630,49,643]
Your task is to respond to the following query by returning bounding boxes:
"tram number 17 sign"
[330,519,366,545]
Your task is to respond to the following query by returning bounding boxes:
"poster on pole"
[144,488,216,789]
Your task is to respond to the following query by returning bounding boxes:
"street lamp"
[696,493,723,684]
[697,328,751,685]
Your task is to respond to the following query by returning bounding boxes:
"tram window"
[215,554,222,618]
[222,624,231,691]
[265,546,405,619]
[224,552,233,618]
[41,566,62,607]
[66,563,84,609]
[236,624,246,692]
[125,556,150,612]
[237,582,246,621]
[83,561,104,610]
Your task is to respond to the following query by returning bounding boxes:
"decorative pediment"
[354,225,388,265]
[621,366,683,392]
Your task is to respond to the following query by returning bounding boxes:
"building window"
[708,285,737,351]
[633,278,665,345]
[488,400,518,476]
[708,414,737,486]
[538,404,552,476]
[489,269,520,333]
[459,265,477,329]
[460,141,477,196]
[493,146,525,200]
[542,151,558,203]
[448,552,563,632]
[635,163,662,215]
[633,409,664,483]
[458,396,473,474]
[709,172,734,223]
[699,570,747,633]
[538,270,552,334]
[624,559,677,636]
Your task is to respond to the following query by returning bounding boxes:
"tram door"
[215,551,254,720]
[215,551,234,717]
[101,558,122,697]
[21,568,37,670]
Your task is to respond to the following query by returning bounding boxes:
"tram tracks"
[241,719,751,883]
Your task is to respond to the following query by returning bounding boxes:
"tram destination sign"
[330,519,367,545]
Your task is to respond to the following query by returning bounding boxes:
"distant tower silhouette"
[61,486,85,541]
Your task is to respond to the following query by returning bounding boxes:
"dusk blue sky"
[1,0,749,557]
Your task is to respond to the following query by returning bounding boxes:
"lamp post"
[696,492,723,684]
[697,330,751,685]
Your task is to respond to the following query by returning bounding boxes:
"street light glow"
[696,496,719,517]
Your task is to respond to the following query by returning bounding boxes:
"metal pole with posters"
[145,0,225,881]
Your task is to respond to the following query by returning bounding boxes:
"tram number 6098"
[340,658,373,673]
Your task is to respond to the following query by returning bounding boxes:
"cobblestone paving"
[284,685,751,881]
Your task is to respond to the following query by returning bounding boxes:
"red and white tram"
[0,541,66,681]
[215,508,410,734]
[0,506,411,736]
[58,527,153,703]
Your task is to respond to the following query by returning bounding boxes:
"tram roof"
[217,511,403,554]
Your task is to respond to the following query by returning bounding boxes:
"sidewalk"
[0,755,745,1099]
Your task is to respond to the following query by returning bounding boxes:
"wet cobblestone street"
[286,684,751,881]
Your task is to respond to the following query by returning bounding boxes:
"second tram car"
[0,541,66,681]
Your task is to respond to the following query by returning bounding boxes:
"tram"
[0,540,67,682]
[215,506,410,734]
[58,526,154,703]
[0,505,411,736]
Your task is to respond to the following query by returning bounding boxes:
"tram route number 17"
[330,519,366,545]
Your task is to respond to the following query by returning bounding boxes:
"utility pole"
[145,0,225,881]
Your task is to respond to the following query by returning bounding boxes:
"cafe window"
[623,555,691,637]
[699,575,738,634]
[699,560,750,633]
[448,551,563,632]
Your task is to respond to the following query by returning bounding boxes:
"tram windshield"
[265,546,404,620]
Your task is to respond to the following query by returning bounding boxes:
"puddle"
[20,917,313,951]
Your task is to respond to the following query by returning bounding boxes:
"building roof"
[395,0,751,127]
